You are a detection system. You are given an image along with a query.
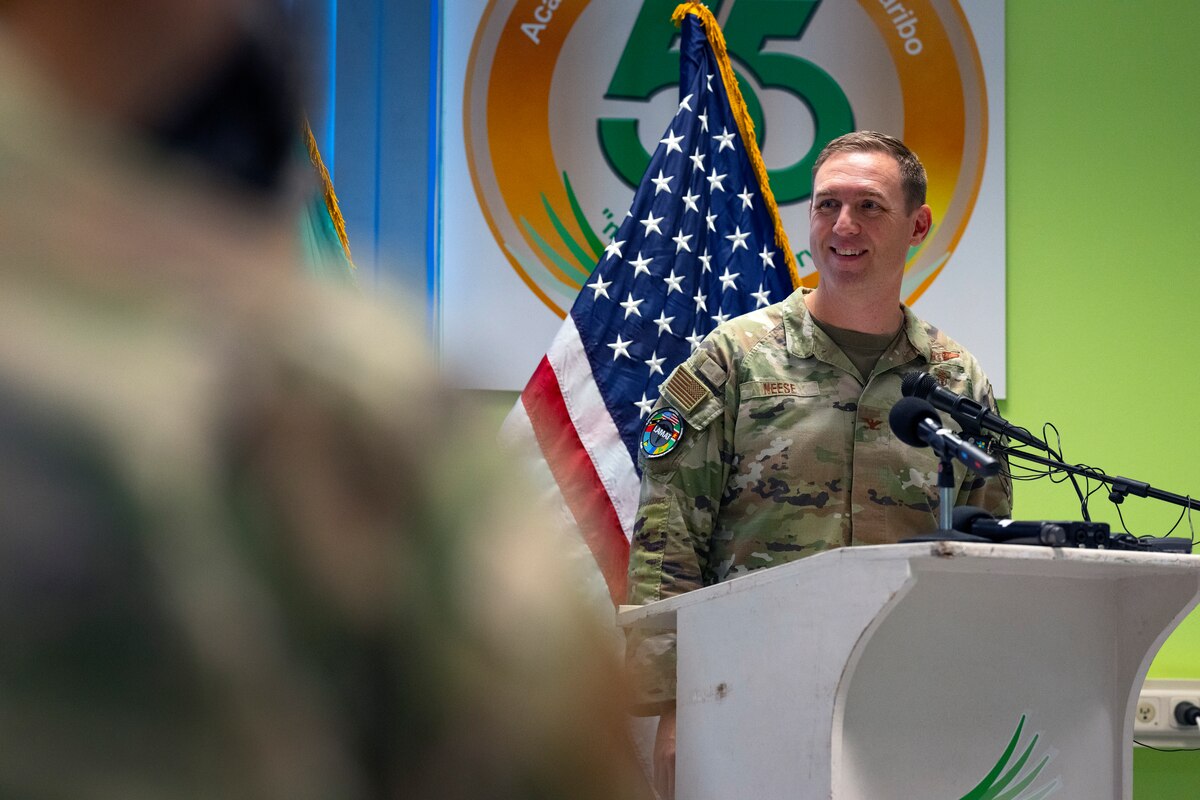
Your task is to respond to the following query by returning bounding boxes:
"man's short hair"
[812,131,927,213]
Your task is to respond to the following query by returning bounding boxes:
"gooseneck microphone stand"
[1001,447,1200,515]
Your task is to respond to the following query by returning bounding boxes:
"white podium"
[618,542,1200,799]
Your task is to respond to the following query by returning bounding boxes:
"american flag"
[502,5,799,607]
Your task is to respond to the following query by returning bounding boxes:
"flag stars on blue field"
[653,311,675,335]
[713,127,736,151]
[726,226,750,251]
[629,252,653,277]
[719,267,740,291]
[635,393,656,418]
[652,170,674,194]
[644,351,667,376]
[587,272,612,300]
[573,17,796,458]
[660,129,685,154]
[752,284,772,308]
[640,211,664,236]
[620,293,644,319]
[664,269,685,293]
[608,333,633,361]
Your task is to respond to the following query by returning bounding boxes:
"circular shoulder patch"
[641,407,684,458]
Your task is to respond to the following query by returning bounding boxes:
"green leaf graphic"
[538,191,596,276]
[957,716,1061,800]
[520,215,590,289]
[522,172,609,293]
[563,172,606,262]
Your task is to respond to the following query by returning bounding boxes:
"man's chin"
[813,261,872,283]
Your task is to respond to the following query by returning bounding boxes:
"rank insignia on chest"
[642,407,684,458]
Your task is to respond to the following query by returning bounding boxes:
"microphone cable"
[1114,492,1196,551]
[1002,423,1196,549]
[998,420,1100,522]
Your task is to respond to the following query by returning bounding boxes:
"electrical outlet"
[1169,695,1200,729]
[1135,679,1200,747]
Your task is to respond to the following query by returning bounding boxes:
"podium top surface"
[617,541,1200,629]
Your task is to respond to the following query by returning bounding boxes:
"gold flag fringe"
[671,2,801,289]
[303,120,354,267]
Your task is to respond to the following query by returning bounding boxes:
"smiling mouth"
[833,247,865,256]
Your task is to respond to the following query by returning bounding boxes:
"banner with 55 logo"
[444,0,1005,393]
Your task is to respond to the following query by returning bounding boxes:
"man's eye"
[861,200,879,210]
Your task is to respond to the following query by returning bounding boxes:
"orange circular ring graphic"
[464,0,989,317]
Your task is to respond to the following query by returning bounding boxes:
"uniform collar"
[782,287,933,367]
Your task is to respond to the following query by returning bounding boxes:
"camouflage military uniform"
[0,37,648,800]
[626,287,1012,710]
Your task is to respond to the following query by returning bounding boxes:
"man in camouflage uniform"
[0,3,649,798]
[626,131,1012,797]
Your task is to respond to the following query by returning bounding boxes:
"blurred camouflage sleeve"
[0,47,654,797]
[625,343,733,714]
[0,285,652,800]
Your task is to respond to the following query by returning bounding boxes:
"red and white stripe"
[500,318,639,606]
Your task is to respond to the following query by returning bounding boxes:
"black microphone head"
[901,371,937,400]
[951,505,994,533]
[889,396,941,449]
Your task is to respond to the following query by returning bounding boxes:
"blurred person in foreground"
[0,1,648,798]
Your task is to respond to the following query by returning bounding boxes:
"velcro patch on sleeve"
[641,407,684,458]
[664,367,708,414]
[931,349,961,363]
[698,357,727,389]
[659,352,726,432]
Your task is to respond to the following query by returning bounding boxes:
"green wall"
[1006,0,1200,668]
[473,0,1200,791]
[1007,3,1200,792]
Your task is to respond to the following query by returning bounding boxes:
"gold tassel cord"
[303,120,354,267]
[671,2,802,289]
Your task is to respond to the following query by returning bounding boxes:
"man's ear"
[910,204,933,246]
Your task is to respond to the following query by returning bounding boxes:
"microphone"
[951,506,1073,547]
[901,372,1047,450]
[888,397,1001,477]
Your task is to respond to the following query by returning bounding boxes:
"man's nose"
[833,207,859,235]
